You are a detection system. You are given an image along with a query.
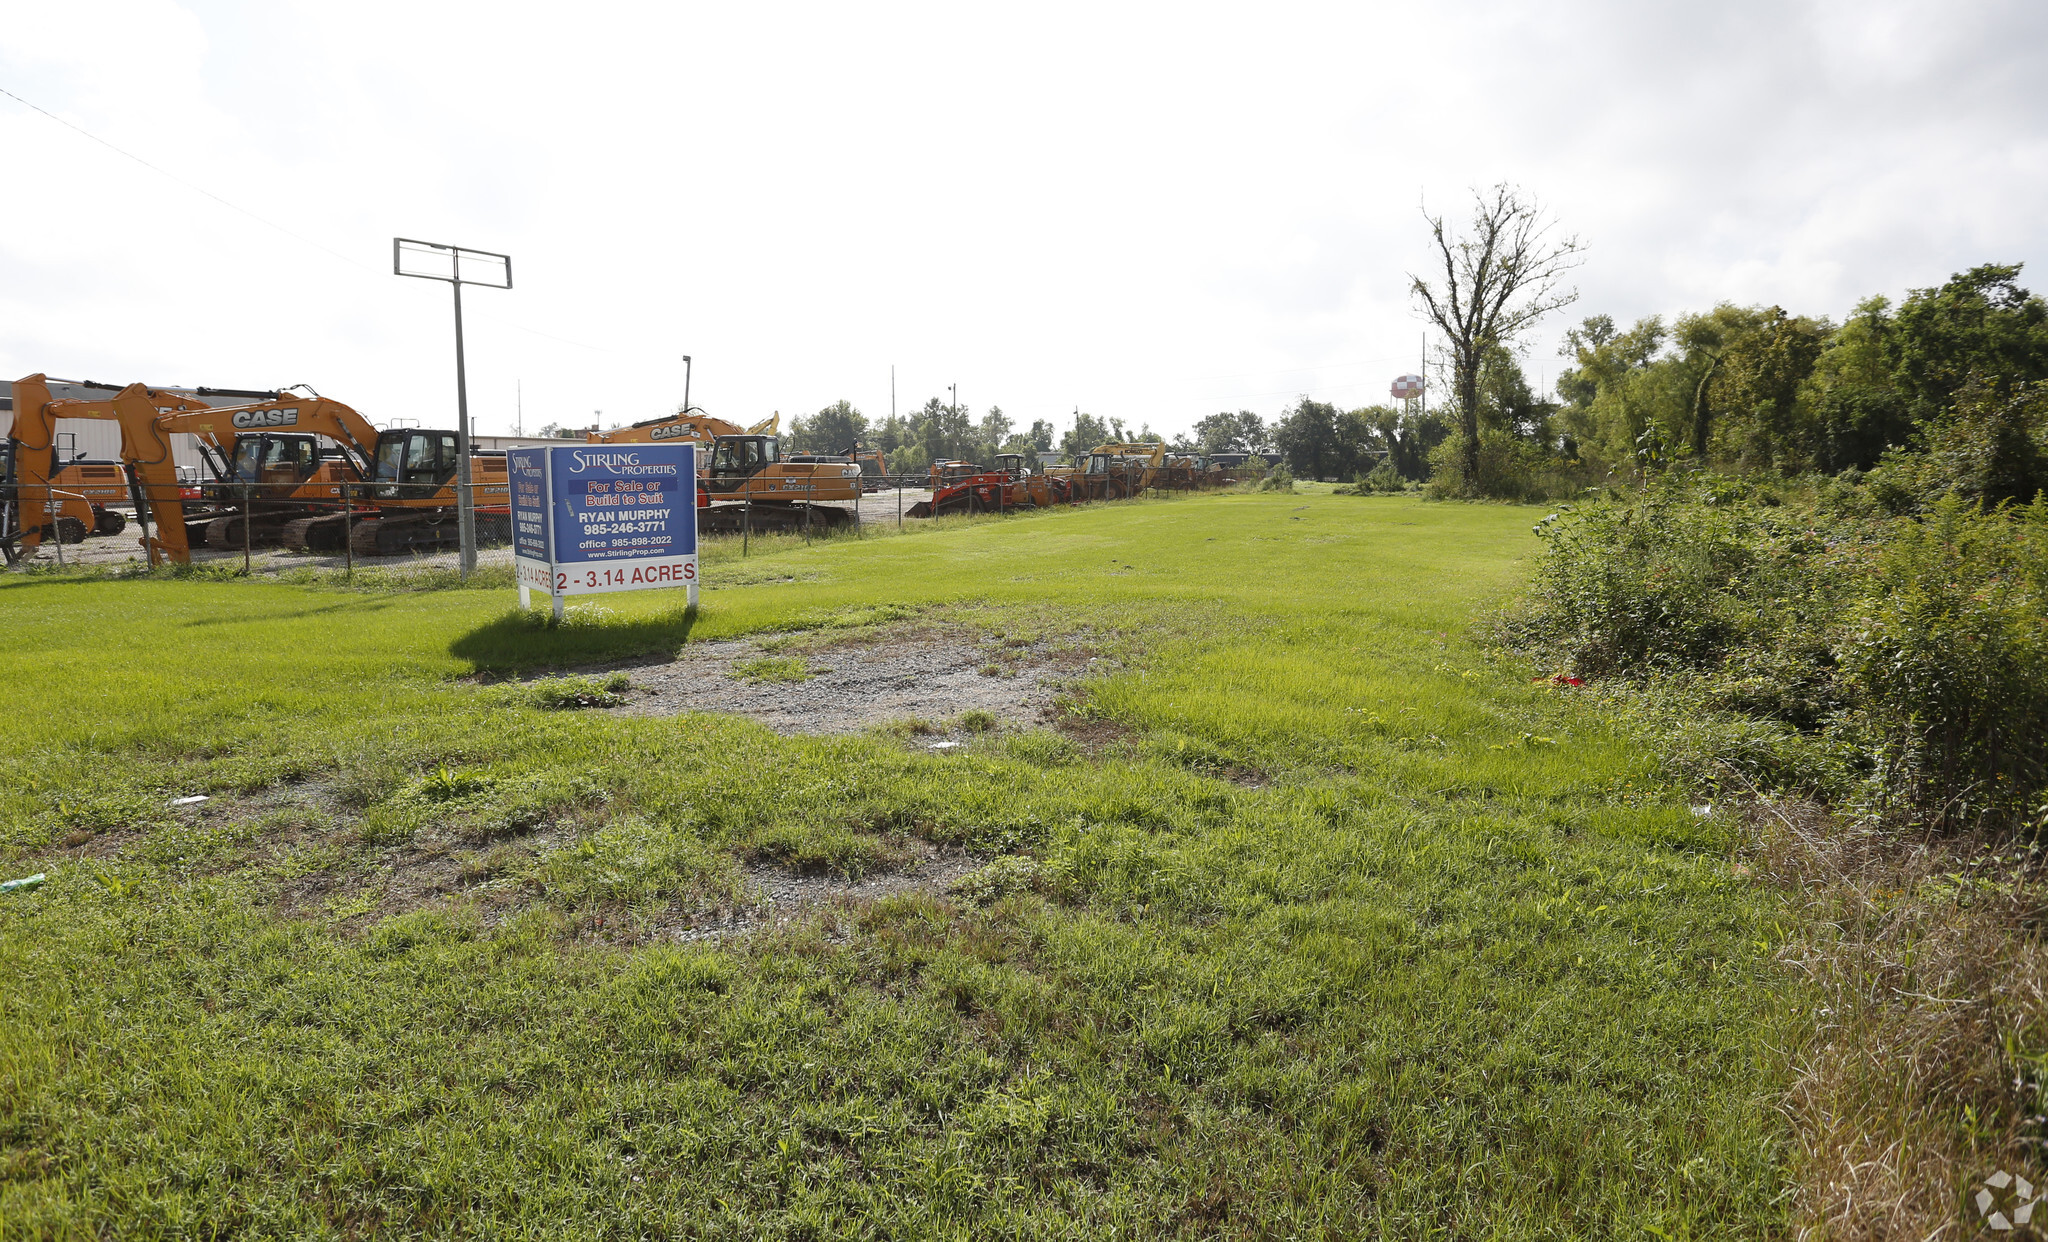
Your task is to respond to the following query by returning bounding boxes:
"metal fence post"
[743,495,751,558]
[341,481,354,578]
[242,479,253,574]
[46,485,64,568]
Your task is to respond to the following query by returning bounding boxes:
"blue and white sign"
[512,444,698,614]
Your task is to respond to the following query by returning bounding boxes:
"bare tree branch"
[1409,185,1585,491]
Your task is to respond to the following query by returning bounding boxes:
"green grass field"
[0,492,1797,1238]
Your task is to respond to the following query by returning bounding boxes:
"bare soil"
[656,848,987,945]
[603,627,1089,736]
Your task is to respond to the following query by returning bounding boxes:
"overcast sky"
[4,0,2045,441]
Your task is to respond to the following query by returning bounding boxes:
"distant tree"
[872,413,910,457]
[1557,315,1667,469]
[1191,410,1267,454]
[1354,403,1448,480]
[1887,263,2048,421]
[1475,345,1554,441]
[1026,419,1055,452]
[1714,307,1829,470]
[1060,409,1111,458]
[971,406,1013,463]
[1274,398,1346,479]
[1410,185,1586,490]
[908,396,973,462]
[789,399,867,455]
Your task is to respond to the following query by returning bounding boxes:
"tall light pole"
[681,355,693,414]
[394,237,512,578]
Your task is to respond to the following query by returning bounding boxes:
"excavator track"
[348,512,514,556]
[278,513,355,552]
[699,503,853,536]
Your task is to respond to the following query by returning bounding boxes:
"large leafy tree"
[1355,403,1449,480]
[1556,315,1668,467]
[1191,410,1269,454]
[1059,410,1111,459]
[1274,398,1346,479]
[1887,263,2048,420]
[1410,185,1585,489]
[790,399,867,455]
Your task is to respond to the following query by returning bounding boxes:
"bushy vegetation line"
[0,495,1804,1236]
[1500,456,2048,1233]
[1508,478,2048,835]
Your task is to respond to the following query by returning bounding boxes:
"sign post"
[513,443,698,618]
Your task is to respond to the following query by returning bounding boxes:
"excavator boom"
[3,375,200,564]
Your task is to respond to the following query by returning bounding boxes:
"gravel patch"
[663,849,985,943]
[612,628,1080,735]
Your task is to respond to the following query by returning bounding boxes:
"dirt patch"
[1050,712,1135,756]
[649,846,985,944]
[609,627,1088,735]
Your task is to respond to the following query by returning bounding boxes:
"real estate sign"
[511,443,698,614]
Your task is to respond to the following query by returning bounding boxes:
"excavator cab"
[708,435,779,481]
[212,433,325,496]
[370,429,460,499]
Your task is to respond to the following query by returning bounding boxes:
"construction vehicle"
[588,408,749,451]
[993,453,1073,507]
[3,376,198,565]
[1091,441,1169,490]
[156,392,513,556]
[905,465,1017,518]
[844,446,887,491]
[147,389,375,548]
[589,411,863,534]
[699,434,863,533]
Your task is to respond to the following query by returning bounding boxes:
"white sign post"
[512,443,699,618]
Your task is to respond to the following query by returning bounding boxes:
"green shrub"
[1427,432,1586,502]
[1255,464,1296,493]
[1511,484,2048,833]
[1839,495,2048,829]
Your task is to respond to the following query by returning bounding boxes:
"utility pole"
[682,355,693,414]
[515,379,523,437]
[394,238,512,579]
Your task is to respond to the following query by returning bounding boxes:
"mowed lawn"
[0,493,1795,1238]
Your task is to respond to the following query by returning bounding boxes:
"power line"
[0,82,369,270]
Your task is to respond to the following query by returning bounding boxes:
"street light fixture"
[394,237,512,578]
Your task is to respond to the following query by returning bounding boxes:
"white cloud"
[2,0,2043,437]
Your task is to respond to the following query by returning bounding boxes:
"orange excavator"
[148,388,374,548]
[589,408,863,535]
[152,391,513,556]
[3,375,201,565]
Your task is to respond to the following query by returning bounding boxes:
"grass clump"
[526,672,632,709]
[729,655,815,683]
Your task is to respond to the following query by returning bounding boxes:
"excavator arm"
[5,376,206,565]
[588,407,749,447]
[156,392,382,477]
[4,374,209,564]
